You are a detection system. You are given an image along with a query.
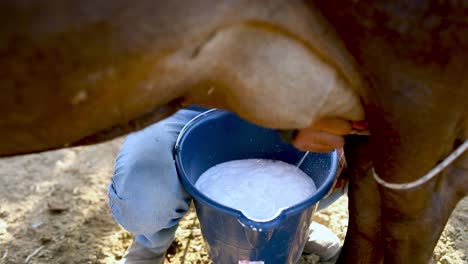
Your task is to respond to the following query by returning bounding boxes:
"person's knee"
[111,131,175,196]
[108,179,190,234]
[109,132,190,234]
[107,108,203,234]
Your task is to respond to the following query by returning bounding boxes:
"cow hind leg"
[380,146,467,264]
[339,139,466,264]
[337,136,384,264]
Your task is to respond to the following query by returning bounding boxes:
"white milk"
[194,159,316,222]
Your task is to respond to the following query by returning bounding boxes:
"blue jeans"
[108,107,344,254]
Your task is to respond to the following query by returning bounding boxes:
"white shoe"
[303,222,341,261]
[118,241,166,264]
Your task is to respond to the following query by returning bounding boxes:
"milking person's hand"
[293,118,368,152]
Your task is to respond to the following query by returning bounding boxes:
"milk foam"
[194,159,316,222]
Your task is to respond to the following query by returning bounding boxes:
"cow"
[313,2,468,263]
[0,1,466,263]
[0,0,364,156]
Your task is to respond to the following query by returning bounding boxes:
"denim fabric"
[108,108,203,253]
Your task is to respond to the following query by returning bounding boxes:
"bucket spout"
[237,213,286,248]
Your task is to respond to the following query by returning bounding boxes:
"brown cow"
[0,1,466,263]
[313,2,468,263]
[0,0,363,156]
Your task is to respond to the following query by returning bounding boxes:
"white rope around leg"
[373,140,468,190]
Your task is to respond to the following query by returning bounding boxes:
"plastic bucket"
[175,110,338,264]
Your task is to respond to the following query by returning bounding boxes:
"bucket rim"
[174,109,338,229]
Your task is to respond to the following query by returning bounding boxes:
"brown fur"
[1,1,466,263]
[0,0,363,156]
[315,1,468,263]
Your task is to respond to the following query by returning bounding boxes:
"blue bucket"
[174,109,338,264]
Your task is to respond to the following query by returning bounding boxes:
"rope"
[373,140,468,190]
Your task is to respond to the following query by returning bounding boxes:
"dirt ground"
[0,138,466,264]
